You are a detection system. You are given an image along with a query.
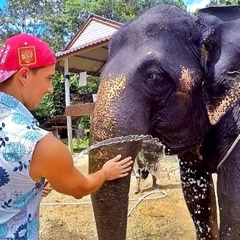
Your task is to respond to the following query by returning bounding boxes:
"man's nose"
[46,87,53,94]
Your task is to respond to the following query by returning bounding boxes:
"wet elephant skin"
[89,4,240,240]
[200,104,240,239]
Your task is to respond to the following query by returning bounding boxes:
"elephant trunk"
[89,141,139,240]
[90,150,131,240]
[89,74,148,240]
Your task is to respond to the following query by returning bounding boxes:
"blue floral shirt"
[0,92,49,240]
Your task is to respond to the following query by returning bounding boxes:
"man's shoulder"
[0,104,49,145]
[37,133,65,149]
[34,133,70,161]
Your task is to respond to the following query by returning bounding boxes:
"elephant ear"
[196,5,240,77]
[195,8,223,73]
[198,6,240,21]
[196,6,240,55]
[195,6,240,124]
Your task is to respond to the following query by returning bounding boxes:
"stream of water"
[73,134,164,160]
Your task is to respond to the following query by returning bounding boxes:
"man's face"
[24,64,55,110]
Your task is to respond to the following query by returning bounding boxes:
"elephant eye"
[146,72,162,82]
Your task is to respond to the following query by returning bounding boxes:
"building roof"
[56,13,122,76]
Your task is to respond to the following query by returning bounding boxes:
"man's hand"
[42,180,53,197]
[102,155,133,180]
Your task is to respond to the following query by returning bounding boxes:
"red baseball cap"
[0,33,56,83]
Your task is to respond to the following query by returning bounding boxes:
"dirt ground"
[39,154,197,240]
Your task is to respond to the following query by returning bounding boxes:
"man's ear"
[17,67,30,85]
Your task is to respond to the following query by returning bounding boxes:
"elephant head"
[91,4,210,154]
[89,4,211,240]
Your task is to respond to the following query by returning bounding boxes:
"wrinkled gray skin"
[89,4,240,240]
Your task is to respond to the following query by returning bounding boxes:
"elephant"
[89,4,240,240]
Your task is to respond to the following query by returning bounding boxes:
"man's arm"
[30,134,133,199]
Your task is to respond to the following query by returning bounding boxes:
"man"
[133,144,162,194]
[0,34,132,239]
[134,143,179,193]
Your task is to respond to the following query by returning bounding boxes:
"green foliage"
[64,0,186,23]
[70,74,99,94]
[77,115,91,137]
[74,137,89,151]
[208,0,240,5]
[62,137,89,151]
[70,75,99,138]
[0,0,66,50]
[0,0,188,48]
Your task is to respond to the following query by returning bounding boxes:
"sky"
[185,0,211,12]
[0,0,5,8]
[0,0,210,12]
